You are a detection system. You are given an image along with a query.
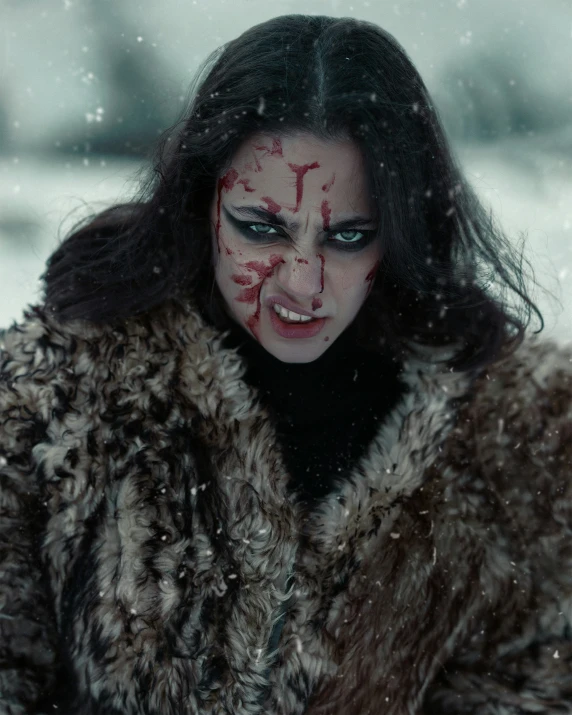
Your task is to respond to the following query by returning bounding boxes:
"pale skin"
[209,132,382,363]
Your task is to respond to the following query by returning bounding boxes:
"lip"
[268,303,327,339]
[266,295,320,319]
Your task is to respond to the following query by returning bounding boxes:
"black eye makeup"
[224,211,377,253]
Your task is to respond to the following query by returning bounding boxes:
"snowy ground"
[0,131,570,345]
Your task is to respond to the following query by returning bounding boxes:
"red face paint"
[261,196,281,214]
[234,283,260,305]
[234,254,286,340]
[365,259,381,296]
[312,297,322,311]
[321,173,336,192]
[318,253,325,294]
[216,168,239,254]
[231,274,253,286]
[241,254,286,282]
[253,137,283,157]
[270,137,283,156]
[237,178,255,192]
[287,162,320,212]
[320,200,331,231]
[295,257,309,264]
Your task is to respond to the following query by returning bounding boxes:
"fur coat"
[0,297,571,715]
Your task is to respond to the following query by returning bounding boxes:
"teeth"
[273,304,313,322]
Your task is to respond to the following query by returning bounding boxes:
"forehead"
[229,132,369,197]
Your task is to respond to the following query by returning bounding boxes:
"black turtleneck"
[221,321,409,510]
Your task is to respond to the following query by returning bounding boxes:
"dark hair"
[41,14,552,372]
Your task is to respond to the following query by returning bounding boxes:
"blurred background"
[1,0,571,342]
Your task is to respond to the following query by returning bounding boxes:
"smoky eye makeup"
[223,208,378,252]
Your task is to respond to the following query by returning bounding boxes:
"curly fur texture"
[0,298,571,715]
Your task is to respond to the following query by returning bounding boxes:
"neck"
[222,319,402,426]
[222,319,362,374]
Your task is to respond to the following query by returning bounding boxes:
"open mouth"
[268,303,326,338]
[271,303,317,323]
[274,312,317,325]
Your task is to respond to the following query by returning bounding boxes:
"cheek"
[212,224,244,273]
[337,263,372,293]
[214,233,265,308]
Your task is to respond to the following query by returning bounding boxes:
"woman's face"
[209,132,382,363]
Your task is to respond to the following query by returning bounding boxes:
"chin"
[264,341,331,364]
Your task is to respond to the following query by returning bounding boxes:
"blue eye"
[334,229,366,244]
[242,223,374,252]
[247,224,279,235]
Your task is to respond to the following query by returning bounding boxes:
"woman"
[1,14,571,715]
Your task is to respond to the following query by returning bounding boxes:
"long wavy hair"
[41,14,549,372]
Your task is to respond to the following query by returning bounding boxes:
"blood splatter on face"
[320,200,331,231]
[322,173,336,192]
[237,178,255,192]
[215,168,239,254]
[365,259,381,297]
[233,254,286,340]
[261,196,282,214]
[254,137,283,158]
[287,162,320,212]
[209,132,382,363]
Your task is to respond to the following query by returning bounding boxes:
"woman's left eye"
[334,230,365,244]
[244,223,373,251]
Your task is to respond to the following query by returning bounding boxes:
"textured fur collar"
[1,298,571,715]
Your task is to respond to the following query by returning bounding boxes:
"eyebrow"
[226,205,376,232]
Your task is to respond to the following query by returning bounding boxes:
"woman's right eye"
[247,223,279,235]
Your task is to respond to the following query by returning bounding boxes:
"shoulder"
[454,335,572,546]
[0,305,79,417]
[0,305,83,462]
[0,298,195,386]
[0,297,218,427]
[468,334,572,444]
[473,333,572,405]
[0,302,139,422]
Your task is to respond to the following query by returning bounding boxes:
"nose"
[274,249,324,298]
